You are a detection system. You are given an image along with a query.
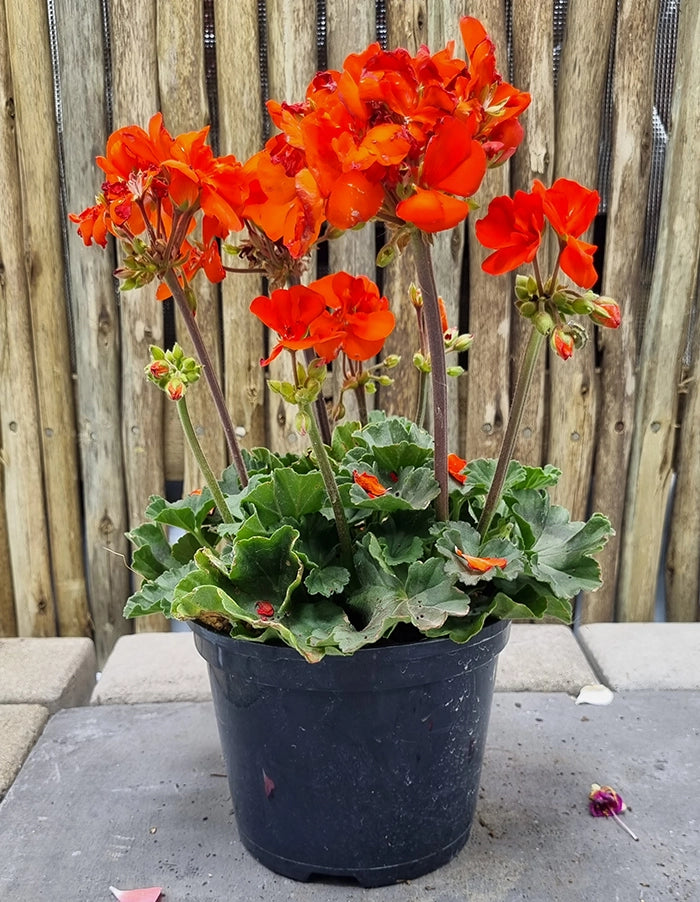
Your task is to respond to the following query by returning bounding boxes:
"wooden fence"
[0,0,697,663]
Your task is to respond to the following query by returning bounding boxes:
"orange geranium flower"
[533,179,600,289]
[475,189,545,275]
[250,284,330,365]
[447,453,468,484]
[352,471,387,498]
[454,548,507,572]
[309,272,395,362]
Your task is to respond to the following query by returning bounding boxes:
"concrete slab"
[92,633,210,705]
[1,693,697,901]
[578,623,700,690]
[0,637,96,713]
[496,624,597,692]
[0,705,48,800]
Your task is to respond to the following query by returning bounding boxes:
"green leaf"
[434,522,523,587]
[329,420,362,461]
[123,562,195,618]
[342,550,470,652]
[304,565,351,597]
[242,468,328,527]
[145,491,214,533]
[127,523,178,580]
[425,609,492,643]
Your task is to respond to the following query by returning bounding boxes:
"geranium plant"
[72,16,618,662]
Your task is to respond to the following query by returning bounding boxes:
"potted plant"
[71,16,618,886]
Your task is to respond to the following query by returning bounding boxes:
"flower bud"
[446,365,466,378]
[451,333,474,352]
[382,354,400,368]
[409,283,423,307]
[148,360,170,381]
[166,378,185,401]
[514,274,538,301]
[516,300,537,318]
[533,311,555,335]
[365,380,377,394]
[376,243,396,268]
[551,327,575,361]
[413,352,431,373]
[571,296,595,315]
[377,375,394,387]
[590,297,621,329]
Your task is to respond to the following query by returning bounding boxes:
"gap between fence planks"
[619,0,700,622]
[4,0,89,637]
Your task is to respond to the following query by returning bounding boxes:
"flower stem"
[411,232,448,521]
[478,328,544,538]
[414,369,430,430]
[164,270,248,487]
[303,348,332,444]
[302,401,353,568]
[176,397,234,524]
[611,812,639,841]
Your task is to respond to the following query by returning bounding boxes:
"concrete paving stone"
[92,632,210,705]
[496,623,598,693]
[0,694,697,901]
[0,705,48,800]
[577,623,700,690]
[0,637,96,713]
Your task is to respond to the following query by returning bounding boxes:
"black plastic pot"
[191,618,510,887]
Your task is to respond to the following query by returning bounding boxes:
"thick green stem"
[176,397,234,524]
[414,369,430,430]
[303,402,353,568]
[478,328,545,537]
[164,271,248,487]
[411,233,448,521]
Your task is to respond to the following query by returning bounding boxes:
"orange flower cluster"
[250,272,395,365]
[475,178,601,289]
[69,113,250,298]
[244,16,529,253]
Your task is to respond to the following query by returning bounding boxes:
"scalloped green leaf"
[144,491,215,533]
[127,523,179,580]
[242,468,328,527]
[123,562,196,618]
[304,565,351,597]
[434,522,523,586]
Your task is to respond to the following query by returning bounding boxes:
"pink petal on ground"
[109,887,163,902]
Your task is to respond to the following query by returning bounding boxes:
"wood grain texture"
[265,0,318,453]
[381,1,426,423]
[0,448,17,635]
[547,0,616,528]
[157,0,227,493]
[510,0,555,467]
[215,0,267,452]
[55,0,131,659]
[5,0,89,636]
[109,0,167,633]
[460,0,511,463]
[0,0,56,636]
[618,0,699,621]
[587,0,660,623]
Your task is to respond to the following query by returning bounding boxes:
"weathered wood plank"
[55,0,131,659]
[618,0,699,621]
[0,449,17,636]
[547,0,616,530]
[510,0,555,467]
[5,0,89,636]
[157,0,227,493]
[585,0,659,623]
[109,0,167,632]
[666,304,700,621]
[215,0,267,452]
[381,1,426,423]
[461,0,511,463]
[326,0,377,424]
[0,0,56,637]
[265,0,318,453]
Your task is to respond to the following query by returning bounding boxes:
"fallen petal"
[575,684,614,706]
[109,887,163,902]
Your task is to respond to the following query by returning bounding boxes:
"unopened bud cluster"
[146,343,201,401]
[268,356,328,407]
[514,275,620,360]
